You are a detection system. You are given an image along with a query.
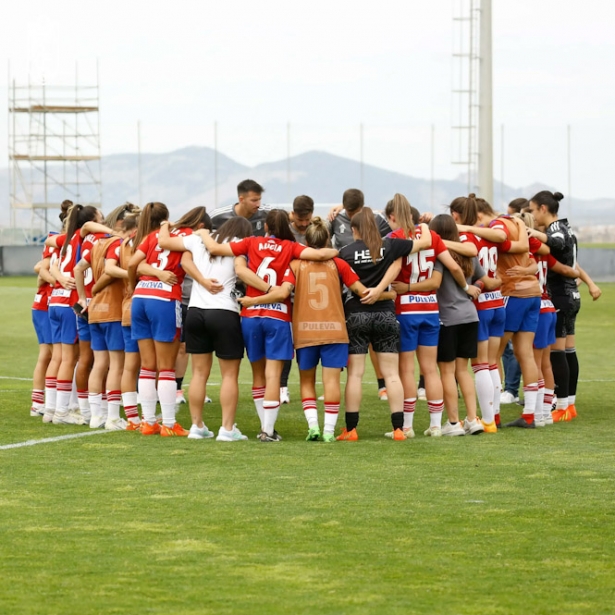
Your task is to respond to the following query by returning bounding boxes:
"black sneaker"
[504,417,535,429]
[258,431,282,442]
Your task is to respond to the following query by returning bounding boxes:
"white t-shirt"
[183,234,240,313]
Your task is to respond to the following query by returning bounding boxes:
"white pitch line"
[0,430,112,451]
[0,376,31,381]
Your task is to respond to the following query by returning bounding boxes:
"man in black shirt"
[210,179,270,236]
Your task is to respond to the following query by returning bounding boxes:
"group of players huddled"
[29,179,602,442]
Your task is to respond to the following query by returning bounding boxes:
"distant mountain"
[1,147,613,227]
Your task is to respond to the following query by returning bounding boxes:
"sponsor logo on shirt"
[400,294,437,305]
[247,302,288,314]
[136,280,172,292]
[299,322,343,331]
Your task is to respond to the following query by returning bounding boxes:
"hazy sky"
[1,0,614,200]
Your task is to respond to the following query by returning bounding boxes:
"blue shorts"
[131,297,182,343]
[77,316,91,343]
[504,296,540,334]
[48,306,78,345]
[32,310,52,345]
[122,326,139,353]
[296,343,349,370]
[242,317,294,362]
[477,307,506,342]
[398,313,440,352]
[534,311,557,350]
[91,322,125,352]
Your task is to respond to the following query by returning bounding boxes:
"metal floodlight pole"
[567,124,572,218]
[137,120,142,206]
[360,122,364,191]
[287,121,291,205]
[214,121,218,208]
[478,0,493,204]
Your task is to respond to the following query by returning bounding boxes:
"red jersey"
[133,227,192,302]
[459,231,505,311]
[536,253,557,313]
[49,232,82,307]
[80,232,109,300]
[32,239,57,312]
[230,236,306,322]
[391,228,446,315]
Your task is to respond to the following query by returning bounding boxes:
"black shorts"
[552,294,581,338]
[346,310,400,355]
[180,303,188,343]
[185,308,244,360]
[437,321,479,363]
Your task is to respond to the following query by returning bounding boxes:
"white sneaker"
[544,413,554,426]
[187,424,215,439]
[205,396,212,404]
[280,387,290,404]
[500,391,518,404]
[385,427,415,439]
[535,415,546,427]
[175,390,186,407]
[441,421,465,436]
[52,410,80,425]
[463,418,485,435]
[42,411,55,424]
[317,395,324,401]
[68,402,79,412]
[417,387,427,401]
[105,417,128,431]
[70,410,89,425]
[89,415,107,429]
[30,407,44,417]
[423,425,442,437]
[216,425,249,441]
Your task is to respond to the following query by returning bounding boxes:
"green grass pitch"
[0,277,614,615]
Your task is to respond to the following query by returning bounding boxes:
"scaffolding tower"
[8,68,102,236]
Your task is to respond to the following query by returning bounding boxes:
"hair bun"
[553,192,564,201]
[468,193,476,199]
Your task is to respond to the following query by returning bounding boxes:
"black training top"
[339,237,414,314]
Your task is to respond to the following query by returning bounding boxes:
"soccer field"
[1,277,614,615]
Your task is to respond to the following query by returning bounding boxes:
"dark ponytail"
[61,204,99,256]
[530,191,563,215]
[265,209,295,242]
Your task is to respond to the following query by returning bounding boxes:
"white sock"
[302,398,318,428]
[536,379,545,420]
[262,400,280,436]
[523,383,538,417]
[122,391,140,423]
[56,380,72,414]
[473,364,495,423]
[252,386,265,430]
[100,394,108,419]
[403,398,416,429]
[138,368,158,425]
[324,401,339,434]
[88,393,103,419]
[569,394,576,406]
[158,370,177,428]
[489,364,501,418]
[556,395,569,411]
[106,390,121,421]
[428,400,444,427]
[77,391,90,418]
[44,378,57,415]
